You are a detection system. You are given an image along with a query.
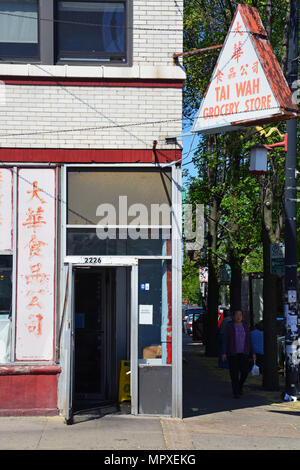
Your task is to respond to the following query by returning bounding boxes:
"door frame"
[64,256,138,423]
[60,163,182,419]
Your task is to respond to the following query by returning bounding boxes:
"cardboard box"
[142,345,162,359]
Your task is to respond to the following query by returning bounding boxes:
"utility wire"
[181,125,285,167]
[0,14,273,142]
[0,105,284,140]
[0,10,263,34]
[0,118,183,139]
[0,11,184,33]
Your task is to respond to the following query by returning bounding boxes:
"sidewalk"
[0,335,300,451]
[180,334,300,450]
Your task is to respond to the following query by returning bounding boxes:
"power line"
[0,12,281,167]
[0,118,182,139]
[0,10,264,35]
[181,125,283,167]
[32,63,165,147]
[0,157,180,226]
[0,11,184,33]
[0,105,283,140]
[0,14,267,143]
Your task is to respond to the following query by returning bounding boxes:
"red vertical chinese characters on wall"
[16,169,56,361]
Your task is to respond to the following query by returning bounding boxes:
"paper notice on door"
[139,305,153,325]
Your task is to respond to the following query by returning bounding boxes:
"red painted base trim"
[0,148,182,164]
[0,408,59,417]
[0,366,60,416]
[1,77,184,88]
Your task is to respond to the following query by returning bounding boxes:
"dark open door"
[73,268,116,410]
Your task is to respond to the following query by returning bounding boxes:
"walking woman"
[221,310,256,398]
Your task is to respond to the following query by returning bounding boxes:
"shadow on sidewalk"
[182,333,284,419]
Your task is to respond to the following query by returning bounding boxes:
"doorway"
[72,266,126,413]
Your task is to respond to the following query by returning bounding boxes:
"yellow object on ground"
[118,360,131,403]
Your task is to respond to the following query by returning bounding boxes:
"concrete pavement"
[0,334,300,451]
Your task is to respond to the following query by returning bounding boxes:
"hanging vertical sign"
[192,4,299,134]
[0,168,13,252]
[270,242,285,275]
[16,169,56,361]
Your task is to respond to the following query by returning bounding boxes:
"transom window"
[0,0,131,64]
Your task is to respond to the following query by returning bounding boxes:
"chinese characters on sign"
[0,169,13,252]
[192,6,296,134]
[16,169,56,361]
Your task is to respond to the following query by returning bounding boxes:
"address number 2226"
[84,257,102,264]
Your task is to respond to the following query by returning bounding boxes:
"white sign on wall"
[0,168,13,252]
[192,5,298,134]
[16,169,56,361]
[139,305,153,325]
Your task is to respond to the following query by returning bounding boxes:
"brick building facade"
[0,0,184,420]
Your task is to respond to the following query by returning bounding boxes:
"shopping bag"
[251,361,260,376]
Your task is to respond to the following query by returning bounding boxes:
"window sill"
[0,63,186,80]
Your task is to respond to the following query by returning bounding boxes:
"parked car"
[182,305,190,333]
[184,307,205,336]
[192,311,206,342]
[218,305,230,328]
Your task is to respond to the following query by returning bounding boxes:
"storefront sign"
[0,168,13,252]
[192,4,299,134]
[16,169,56,361]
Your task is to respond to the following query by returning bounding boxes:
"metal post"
[171,163,182,418]
[284,0,299,400]
[130,264,139,415]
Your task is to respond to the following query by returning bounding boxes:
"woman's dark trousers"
[228,354,249,396]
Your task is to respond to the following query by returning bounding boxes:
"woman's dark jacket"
[221,320,251,356]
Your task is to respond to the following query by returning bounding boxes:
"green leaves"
[183,0,294,279]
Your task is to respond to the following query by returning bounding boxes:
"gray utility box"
[138,365,172,415]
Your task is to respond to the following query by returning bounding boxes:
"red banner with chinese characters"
[16,169,56,361]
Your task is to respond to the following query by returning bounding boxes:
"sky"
[181,119,200,186]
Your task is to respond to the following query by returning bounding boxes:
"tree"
[183,0,294,388]
[182,256,203,305]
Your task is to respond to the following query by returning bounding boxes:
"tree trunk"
[206,198,219,357]
[229,252,242,312]
[281,3,291,76]
[205,136,219,357]
[265,0,272,39]
[260,179,280,390]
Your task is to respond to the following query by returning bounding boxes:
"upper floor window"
[0,0,131,65]
[56,1,126,63]
[0,0,39,60]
